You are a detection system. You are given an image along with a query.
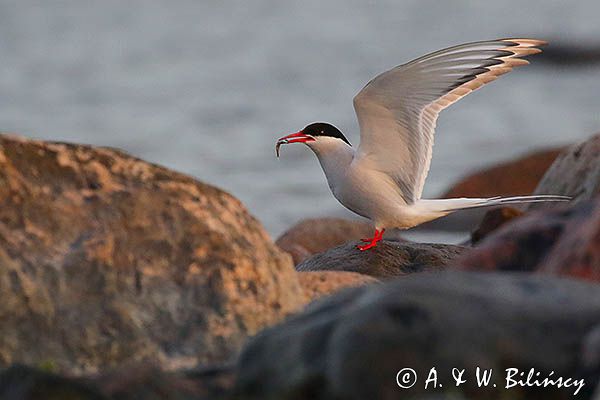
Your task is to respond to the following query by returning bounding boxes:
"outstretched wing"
[353,38,545,203]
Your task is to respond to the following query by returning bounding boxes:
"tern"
[276,38,569,251]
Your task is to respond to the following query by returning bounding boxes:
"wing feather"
[353,38,546,203]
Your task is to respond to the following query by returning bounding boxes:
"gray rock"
[234,272,600,400]
[296,241,466,279]
[0,134,304,373]
[529,133,600,211]
[583,324,600,376]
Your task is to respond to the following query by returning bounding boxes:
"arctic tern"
[276,38,569,250]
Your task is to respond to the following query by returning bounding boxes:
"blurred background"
[0,0,599,239]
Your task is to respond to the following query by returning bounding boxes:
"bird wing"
[353,38,545,203]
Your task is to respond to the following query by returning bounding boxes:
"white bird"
[276,38,569,251]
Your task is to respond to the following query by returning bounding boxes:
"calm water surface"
[1,1,599,239]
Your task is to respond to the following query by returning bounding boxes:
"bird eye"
[320,130,324,134]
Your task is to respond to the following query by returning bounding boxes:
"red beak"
[276,130,316,157]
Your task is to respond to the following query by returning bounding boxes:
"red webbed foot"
[357,228,385,251]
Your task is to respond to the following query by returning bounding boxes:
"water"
[1,1,599,239]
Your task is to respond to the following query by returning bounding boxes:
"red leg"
[357,228,385,251]
[361,229,383,242]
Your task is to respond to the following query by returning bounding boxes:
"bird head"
[276,122,351,157]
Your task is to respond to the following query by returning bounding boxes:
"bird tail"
[420,195,571,214]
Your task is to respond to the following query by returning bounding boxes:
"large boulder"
[442,147,564,198]
[276,218,374,264]
[296,241,466,279]
[234,272,600,400]
[529,133,600,211]
[0,135,304,373]
[458,199,600,282]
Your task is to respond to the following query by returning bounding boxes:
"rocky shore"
[0,133,599,399]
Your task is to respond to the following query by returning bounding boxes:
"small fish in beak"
[275,131,315,158]
[276,139,286,157]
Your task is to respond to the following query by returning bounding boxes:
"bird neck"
[308,140,355,189]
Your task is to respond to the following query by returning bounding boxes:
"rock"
[470,206,523,244]
[529,133,600,211]
[459,199,600,282]
[582,325,600,381]
[0,363,236,400]
[278,243,313,266]
[97,363,235,400]
[297,271,379,302]
[234,272,600,400]
[538,205,600,281]
[0,365,106,400]
[0,135,304,373]
[276,218,374,264]
[296,241,466,279]
[442,147,564,198]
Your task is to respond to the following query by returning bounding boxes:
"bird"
[275,38,570,251]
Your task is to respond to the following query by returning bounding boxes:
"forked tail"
[417,195,571,215]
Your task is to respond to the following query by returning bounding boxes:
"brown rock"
[458,199,600,282]
[276,218,374,264]
[0,134,304,373]
[298,271,379,302]
[470,206,524,244]
[442,147,564,198]
[296,241,467,279]
[529,133,600,211]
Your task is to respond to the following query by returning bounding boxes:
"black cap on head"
[302,122,351,146]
